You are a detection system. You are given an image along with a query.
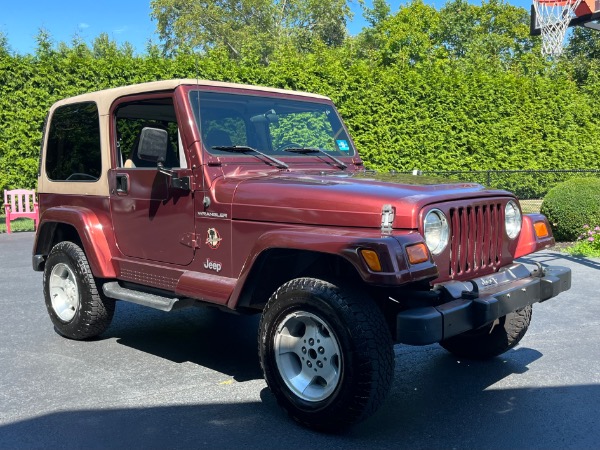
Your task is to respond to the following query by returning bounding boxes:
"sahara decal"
[204,258,222,273]
[206,228,222,249]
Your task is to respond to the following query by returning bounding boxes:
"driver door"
[109,95,195,266]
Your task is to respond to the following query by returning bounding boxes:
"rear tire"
[43,241,115,340]
[258,278,394,431]
[439,306,532,360]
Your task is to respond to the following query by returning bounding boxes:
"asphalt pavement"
[0,232,598,449]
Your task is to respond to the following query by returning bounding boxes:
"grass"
[0,215,35,233]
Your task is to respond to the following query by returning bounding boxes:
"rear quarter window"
[45,102,102,182]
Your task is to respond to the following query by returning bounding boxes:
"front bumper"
[396,263,571,345]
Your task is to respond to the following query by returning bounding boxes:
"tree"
[565,26,600,85]
[363,0,391,28]
[436,0,534,62]
[150,0,352,63]
[0,32,9,56]
[357,0,444,66]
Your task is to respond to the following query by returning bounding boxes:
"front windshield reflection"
[189,91,356,158]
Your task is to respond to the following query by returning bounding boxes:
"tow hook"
[532,262,544,278]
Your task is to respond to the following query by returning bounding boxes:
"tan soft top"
[39,79,330,196]
[50,79,330,116]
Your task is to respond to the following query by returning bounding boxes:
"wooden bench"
[3,189,39,233]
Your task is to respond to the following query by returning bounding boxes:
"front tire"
[258,278,394,431]
[439,306,532,360]
[43,241,115,340]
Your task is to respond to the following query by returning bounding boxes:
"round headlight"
[505,200,522,239]
[424,209,449,255]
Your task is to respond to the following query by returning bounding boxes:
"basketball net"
[533,0,583,57]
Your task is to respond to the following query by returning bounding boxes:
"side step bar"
[102,282,190,312]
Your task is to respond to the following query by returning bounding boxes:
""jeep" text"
[204,258,222,273]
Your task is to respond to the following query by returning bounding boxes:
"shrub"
[566,224,600,257]
[540,177,600,241]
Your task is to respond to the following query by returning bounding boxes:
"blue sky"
[1,0,533,55]
[1,0,157,54]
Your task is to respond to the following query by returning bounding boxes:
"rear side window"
[46,102,102,181]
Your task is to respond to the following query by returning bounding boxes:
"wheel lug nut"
[318,347,324,354]
[307,361,312,368]
[317,361,323,368]
[302,347,307,354]
[309,338,314,346]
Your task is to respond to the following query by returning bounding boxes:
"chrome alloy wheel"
[274,311,342,402]
[49,263,79,322]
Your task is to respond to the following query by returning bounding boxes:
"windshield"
[189,91,356,158]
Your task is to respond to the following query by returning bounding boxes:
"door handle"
[116,174,129,194]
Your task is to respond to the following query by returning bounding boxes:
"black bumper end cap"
[396,307,443,345]
[540,266,571,302]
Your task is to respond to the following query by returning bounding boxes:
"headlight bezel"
[505,200,522,240]
[423,209,449,255]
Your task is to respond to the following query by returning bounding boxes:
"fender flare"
[34,206,117,278]
[227,227,437,308]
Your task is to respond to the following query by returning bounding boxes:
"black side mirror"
[136,127,190,191]
[137,127,168,164]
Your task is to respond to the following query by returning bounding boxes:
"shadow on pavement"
[106,302,263,382]
[520,250,600,270]
[0,374,596,449]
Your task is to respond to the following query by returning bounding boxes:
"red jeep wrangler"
[33,79,571,430]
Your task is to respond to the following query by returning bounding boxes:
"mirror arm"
[157,162,174,176]
[157,162,190,191]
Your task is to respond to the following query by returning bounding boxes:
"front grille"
[449,203,503,277]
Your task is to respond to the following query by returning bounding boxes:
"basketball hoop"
[532,0,583,56]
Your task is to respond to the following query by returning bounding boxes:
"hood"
[221,171,513,229]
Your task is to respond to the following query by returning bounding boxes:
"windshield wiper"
[284,147,347,170]
[212,145,289,170]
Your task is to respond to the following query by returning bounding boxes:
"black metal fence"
[391,169,600,213]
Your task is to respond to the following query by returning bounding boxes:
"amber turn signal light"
[406,243,430,265]
[534,221,549,238]
[360,249,383,272]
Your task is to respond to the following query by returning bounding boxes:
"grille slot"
[449,203,503,277]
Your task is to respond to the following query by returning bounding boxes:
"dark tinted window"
[46,102,101,181]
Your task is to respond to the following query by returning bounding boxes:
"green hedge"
[540,177,600,241]
[3,2,600,194]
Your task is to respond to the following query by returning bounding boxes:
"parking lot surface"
[0,232,598,449]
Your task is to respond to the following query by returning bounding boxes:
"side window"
[114,98,186,169]
[46,102,101,181]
